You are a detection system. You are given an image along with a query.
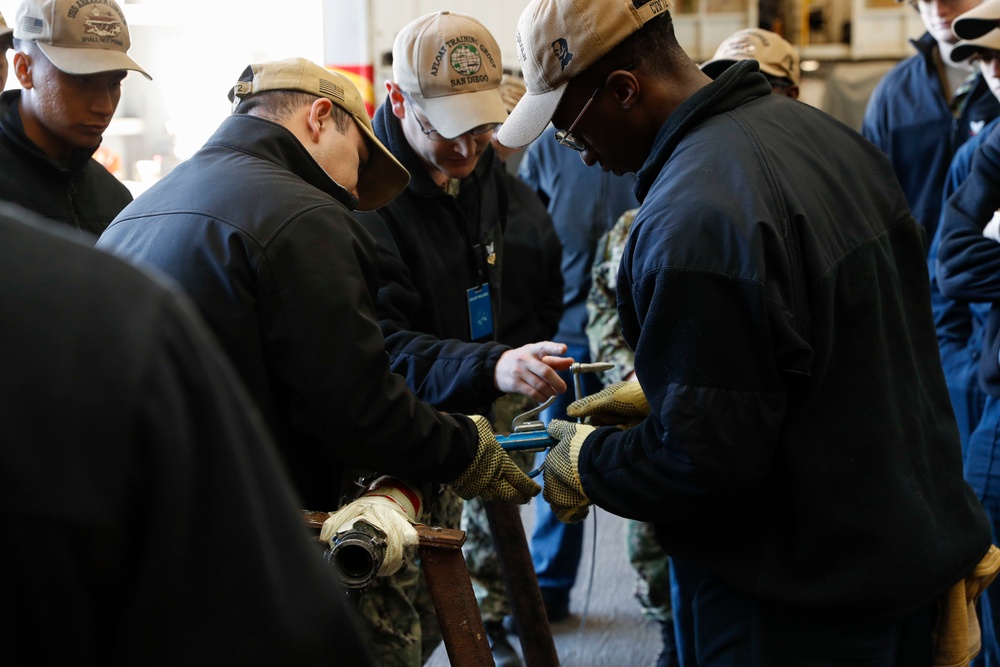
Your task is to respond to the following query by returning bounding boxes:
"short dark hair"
[234,90,353,134]
[583,3,687,85]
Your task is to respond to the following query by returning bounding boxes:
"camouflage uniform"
[356,546,425,666]
[359,396,535,663]
[353,483,464,666]
[586,208,673,625]
[587,209,638,385]
[626,519,673,623]
[461,393,537,623]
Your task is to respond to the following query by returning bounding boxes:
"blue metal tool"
[497,395,556,477]
[496,362,617,476]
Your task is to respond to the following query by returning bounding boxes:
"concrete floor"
[426,505,662,667]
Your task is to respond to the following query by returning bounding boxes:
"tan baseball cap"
[950,27,1000,61]
[496,0,670,149]
[954,0,1000,40]
[228,57,410,211]
[392,11,508,140]
[700,29,800,86]
[13,0,149,79]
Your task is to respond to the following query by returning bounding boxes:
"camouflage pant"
[354,548,424,666]
[354,485,464,666]
[355,394,536,662]
[462,393,536,623]
[626,519,673,624]
[463,487,534,622]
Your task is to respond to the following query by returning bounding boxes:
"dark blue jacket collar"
[910,31,937,67]
[635,60,771,203]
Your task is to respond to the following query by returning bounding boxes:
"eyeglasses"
[406,98,497,141]
[554,62,637,152]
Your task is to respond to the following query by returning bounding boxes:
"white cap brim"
[954,0,1000,39]
[951,28,1000,63]
[38,42,151,80]
[415,87,509,140]
[496,81,568,149]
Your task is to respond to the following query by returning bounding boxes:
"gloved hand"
[319,477,420,578]
[543,420,596,523]
[449,415,542,504]
[566,380,649,426]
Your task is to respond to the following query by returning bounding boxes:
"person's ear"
[386,81,406,120]
[606,68,639,110]
[13,51,32,89]
[786,85,800,101]
[306,96,334,142]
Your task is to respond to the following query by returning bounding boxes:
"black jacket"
[582,61,989,621]
[356,102,509,415]
[496,169,563,348]
[98,114,476,509]
[0,90,132,241]
[0,203,372,664]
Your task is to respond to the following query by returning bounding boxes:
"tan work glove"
[449,415,542,504]
[932,544,1000,666]
[543,420,596,523]
[567,380,649,426]
[319,477,420,578]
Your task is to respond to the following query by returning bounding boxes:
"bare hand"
[495,342,573,402]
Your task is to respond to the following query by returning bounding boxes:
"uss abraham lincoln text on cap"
[13,0,150,79]
[497,0,670,149]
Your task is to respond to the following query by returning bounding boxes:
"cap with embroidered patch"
[392,11,508,140]
[954,0,1000,40]
[496,0,670,149]
[950,26,1000,62]
[700,29,800,86]
[13,0,149,79]
[229,57,409,211]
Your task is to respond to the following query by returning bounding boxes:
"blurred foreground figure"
[0,202,373,665]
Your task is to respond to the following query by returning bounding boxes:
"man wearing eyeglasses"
[498,0,997,664]
[354,10,572,667]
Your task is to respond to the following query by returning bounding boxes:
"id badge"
[467,283,494,340]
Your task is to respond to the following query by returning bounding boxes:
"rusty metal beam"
[305,512,495,666]
[485,501,560,666]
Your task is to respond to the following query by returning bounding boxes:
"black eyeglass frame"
[404,94,498,141]
[554,61,637,151]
